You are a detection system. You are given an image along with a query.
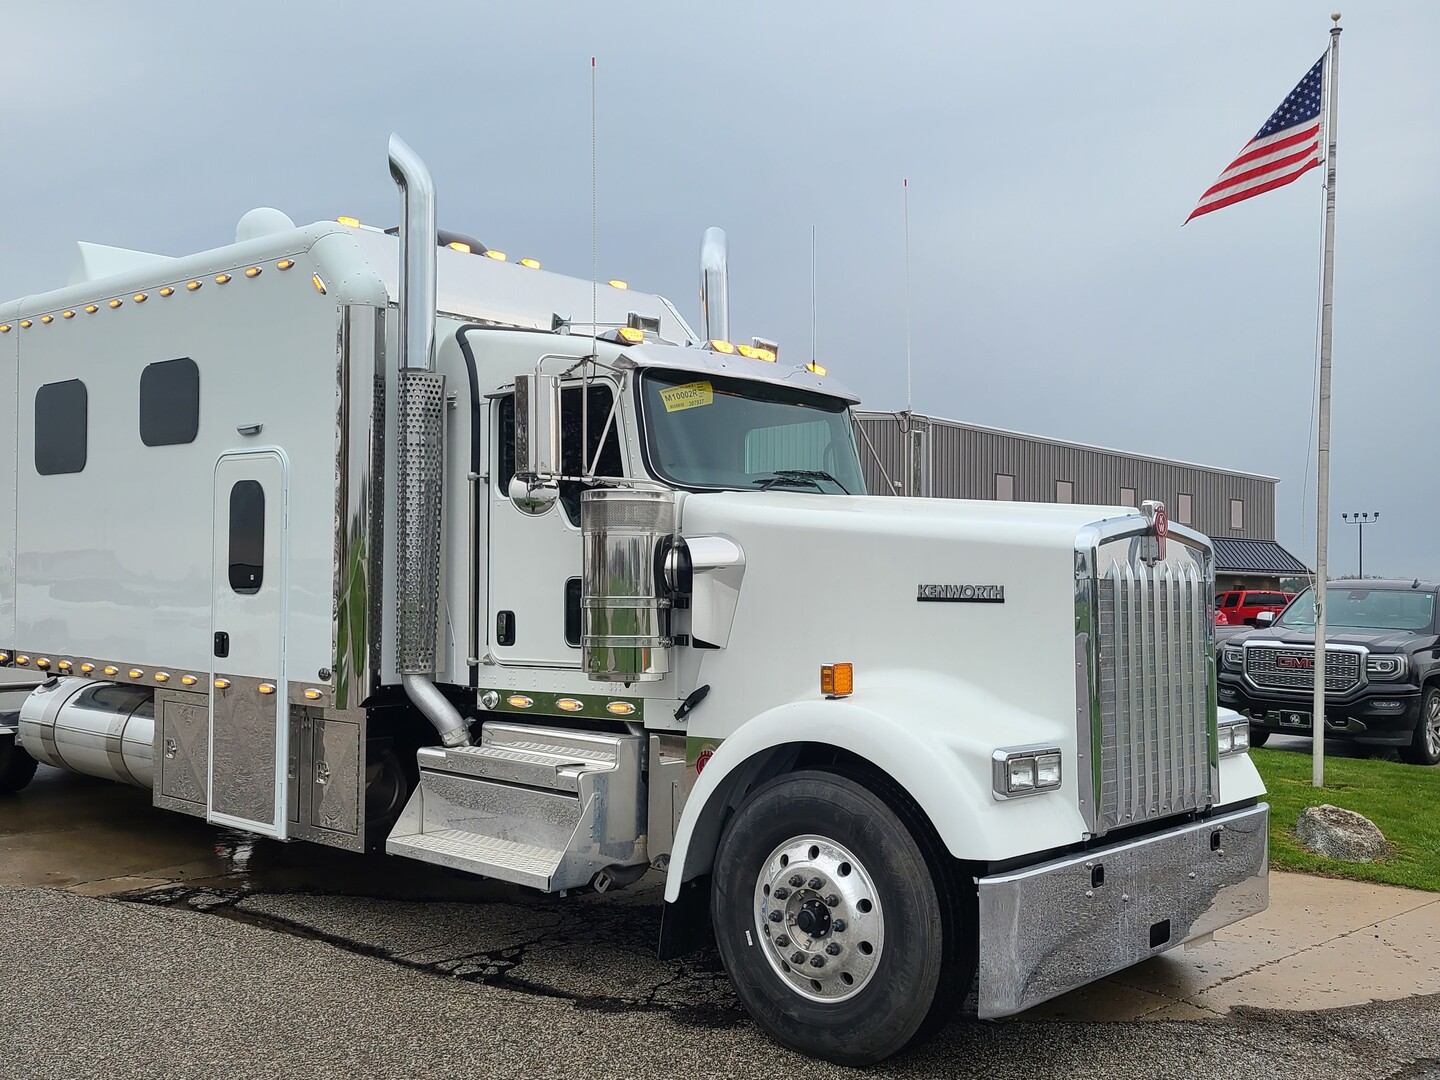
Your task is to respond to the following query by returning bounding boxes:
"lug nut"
[825,942,842,956]
[832,919,847,932]
[789,874,804,888]
[773,887,790,900]
[808,877,823,890]
[791,951,805,965]
[768,910,783,923]
[825,894,840,907]
[775,934,790,947]
[809,955,825,968]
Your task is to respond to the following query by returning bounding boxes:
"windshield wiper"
[753,469,851,495]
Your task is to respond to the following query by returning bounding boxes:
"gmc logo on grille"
[1276,655,1313,669]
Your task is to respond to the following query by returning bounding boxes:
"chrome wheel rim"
[1426,695,1440,757]
[753,833,884,1002]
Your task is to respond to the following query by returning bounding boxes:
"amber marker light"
[607,279,628,290]
[0,325,9,333]
[447,241,472,253]
[19,320,32,328]
[159,287,175,297]
[337,216,361,228]
[128,668,144,679]
[214,678,231,690]
[102,665,119,676]
[154,672,171,683]
[606,701,636,716]
[35,658,50,670]
[806,362,828,376]
[186,280,202,291]
[215,274,232,285]
[80,663,95,674]
[57,661,71,672]
[15,656,29,666]
[277,259,295,271]
[108,300,122,309]
[821,663,854,698]
[62,310,75,319]
[709,339,735,354]
[507,695,534,709]
[85,305,99,313]
[0,653,9,664]
[258,683,276,695]
[618,326,645,344]
[133,293,147,303]
[312,274,327,295]
[519,258,541,269]
[245,267,262,278]
[484,250,507,262]
[556,698,584,712]
[180,674,198,686]
[40,314,55,324]
[303,688,322,701]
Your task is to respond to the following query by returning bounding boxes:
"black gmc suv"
[1217,579,1440,765]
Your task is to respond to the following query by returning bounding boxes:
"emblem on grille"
[1140,500,1168,564]
[1277,655,1313,669]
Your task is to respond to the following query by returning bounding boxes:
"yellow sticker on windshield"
[659,381,714,413]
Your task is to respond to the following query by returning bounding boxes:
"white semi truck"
[0,137,1268,1065]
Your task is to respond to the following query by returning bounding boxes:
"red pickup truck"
[1215,589,1295,627]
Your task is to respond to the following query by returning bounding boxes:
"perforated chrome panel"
[395,369,445,674]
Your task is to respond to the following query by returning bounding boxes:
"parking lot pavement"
[6,765,1440,1078]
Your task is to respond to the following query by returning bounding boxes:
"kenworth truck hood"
[672,491,1136,848]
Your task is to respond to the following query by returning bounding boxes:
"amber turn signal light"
[821,663,854,698]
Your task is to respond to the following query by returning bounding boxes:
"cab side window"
[495,384,624,526]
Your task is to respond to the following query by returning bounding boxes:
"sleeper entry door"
[209,451,290,838]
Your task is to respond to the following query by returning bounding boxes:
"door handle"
[214,631,230,658]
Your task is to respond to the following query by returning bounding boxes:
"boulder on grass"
[1295,804,1391,862]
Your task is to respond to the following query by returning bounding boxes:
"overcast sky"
[4,2,1435,577]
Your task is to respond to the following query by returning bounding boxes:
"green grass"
[1252,746,1440,891]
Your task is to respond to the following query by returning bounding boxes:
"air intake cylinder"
[581,489,676,682]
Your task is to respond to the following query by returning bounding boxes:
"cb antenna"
[903,177,912,415]
[590,56,598,344]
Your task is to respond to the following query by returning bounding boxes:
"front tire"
[711,769,974,1066]
[1248,728,1271,748]
[0,733,38,794]
[1399,687,1440,766]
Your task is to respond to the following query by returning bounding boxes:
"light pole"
[1341,511,1379,578]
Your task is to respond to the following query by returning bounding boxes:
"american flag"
[1186,55,1326,223]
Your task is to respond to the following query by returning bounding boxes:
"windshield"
[639,370,865,494]
[1278,586,1436,632]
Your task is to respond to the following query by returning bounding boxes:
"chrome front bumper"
[976,802,1269,1018]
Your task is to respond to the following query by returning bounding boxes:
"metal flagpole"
[1312,12,1342,788]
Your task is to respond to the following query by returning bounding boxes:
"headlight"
[1221,645,1244,671]
[1365,654,1406,680]
[992,745,1062,799]
[1217,715,1251,756]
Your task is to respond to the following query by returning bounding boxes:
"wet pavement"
[4,763,1440,1078]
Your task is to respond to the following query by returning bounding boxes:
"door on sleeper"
[488,381,626,668]
[209,451,290,837]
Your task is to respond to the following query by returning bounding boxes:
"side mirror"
[514,372,560,479]
[508,474,558,515]
[1255,610,1276,627]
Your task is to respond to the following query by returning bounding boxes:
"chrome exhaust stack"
[388,133,470,748]
[699,226,729,343]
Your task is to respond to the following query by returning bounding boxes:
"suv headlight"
[1217,715,1251,756]
[1221,644,1244,671]
[1365,654,1406,680]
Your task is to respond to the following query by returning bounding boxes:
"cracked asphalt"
[4,765,1440,1078]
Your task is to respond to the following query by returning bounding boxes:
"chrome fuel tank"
[19,677,155,789]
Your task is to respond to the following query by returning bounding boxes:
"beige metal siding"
[854,412,1277,541]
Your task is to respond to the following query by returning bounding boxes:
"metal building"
[853,410,1278,542]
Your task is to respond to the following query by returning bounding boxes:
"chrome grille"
[1246,647,1360,692]
[1094,557,1212,834]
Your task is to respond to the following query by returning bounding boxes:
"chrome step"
[386,720,647,892]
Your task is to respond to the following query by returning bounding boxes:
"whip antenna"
[903,178,912,414]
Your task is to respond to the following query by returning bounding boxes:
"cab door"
[487,382,625,669]
[209,451,290,838]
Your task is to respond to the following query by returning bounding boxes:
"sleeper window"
[35,379,88,475]
[140,358,200,446]
[228,480,265,594]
